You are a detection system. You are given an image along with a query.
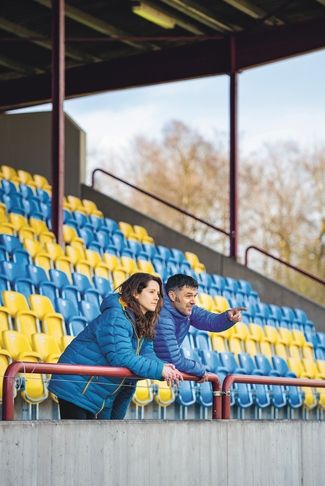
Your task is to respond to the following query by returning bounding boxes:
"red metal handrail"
[91,168,231,239]
[2,362,222,421]
[222,374,325,419]
[244,245,325,286]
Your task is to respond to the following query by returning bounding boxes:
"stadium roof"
[1,0,325,111]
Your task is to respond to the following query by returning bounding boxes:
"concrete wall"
[0,420,324,486]
[81,185,325,331]
[0,112,86,196]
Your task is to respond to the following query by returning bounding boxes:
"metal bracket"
[213,390,231,397]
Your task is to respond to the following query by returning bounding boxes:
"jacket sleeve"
[96,314,164,380]
[190,306,235,332]
[154,311,206,377]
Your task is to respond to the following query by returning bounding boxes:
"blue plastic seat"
[111,231,126,252]
[224,277,239,294]
[196,381,212,407]
[13,279,35,298]
[142,243,157,259]
[293,308,307,326]
[157,245,177,264]
[63,209,74,223]
[96,230,112,251]
[316,332,325,349]
[27,264,49,286]
[55,297,80,324]
[238,353,263,376]
[254,355,280,377]
[89,215,105,231]
[19,183,35,199]
[79,227,95,246]
[1,179,18,195]
[72,272,92,294]
[39,281,58,302]
[219,352,246,375]
[68,318,87,337]
[286,385,303,410]
[170,248,186,264]
[126,239,143,257]
[200,350,228,382]
[270,385,287,409]
[84,288,102,308]
[40,202,51,219]
[104,218,119,233]
[0,234,22,253]
[13,249,30,266]
[234,382,254,410]
[0,275,10,293]
[253,383,271,410]
[49,269,78,293]
[93,275,113,297]
[315,347,325,360]
[61,286,79,310]
[1,261,29,282]
[22,197,43,219]
[80,300,100,322]
[3,194,24,214]
[74,211,89,228]
[271,356,296,378]
[194,331,211,351]
[176,381,196,407]
[36,188,51,203]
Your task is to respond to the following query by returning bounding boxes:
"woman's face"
[134,280,161,314]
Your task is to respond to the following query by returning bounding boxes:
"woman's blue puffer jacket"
[49,293,164,417]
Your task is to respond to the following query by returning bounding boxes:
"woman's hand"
[162,363,183,386]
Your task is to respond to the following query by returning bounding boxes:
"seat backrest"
[2,330,32,359]
[2,290,30,315]
[30,294,55,319]
[32,332,61,360]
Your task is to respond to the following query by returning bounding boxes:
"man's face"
[168,286,198,316]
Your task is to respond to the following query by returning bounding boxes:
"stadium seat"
[29,294,66,343]
[0,348,12,402]
[132,379,153,417]
[2,290,39,342]
[31,333,61,363]
[2,330,48,403]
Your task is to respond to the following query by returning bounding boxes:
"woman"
[49,273,182,419]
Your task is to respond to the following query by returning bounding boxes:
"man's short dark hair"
[165,274,199,293]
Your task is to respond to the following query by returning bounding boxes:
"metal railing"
[1,362,222,421]
[91,168,231,239]
[222,374,325,419]
[244,245,325,287]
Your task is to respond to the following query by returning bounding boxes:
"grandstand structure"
[0,2,325,485]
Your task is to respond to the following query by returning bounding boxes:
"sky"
[13,48,325,181]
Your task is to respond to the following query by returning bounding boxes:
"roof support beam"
[0,17,324,111]
[222,0,284,25]
[33,0,157,51]
[0,53,44,76]
[0,16,101,63]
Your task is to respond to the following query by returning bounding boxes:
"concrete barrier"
[1,420,324,486]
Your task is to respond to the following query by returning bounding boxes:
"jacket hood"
[100,293,122,313]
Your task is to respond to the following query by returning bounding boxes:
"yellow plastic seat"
[23,239,52,272]
[17,169,34,185]
[67,195,85,212]
[302,345,314,361]
[132,379,153,407]
[137,259,156,274]
[277,327,293,346]
[29,294,66,343]
[0,348,12,402]
[112,270,129,289]
[85,249,111,275]
[232,322,249,340]
[287,357,310,378]
[33,174,50,189]
[31,333,62,363]
[63,225,84,245]
[2,291,39,343]
[212,295,230,313]
[153,380,175,407]
[197,293,214,311]
[55,257,73,282]
[0,203,8,224]
[120,256,139,275]
[119,221,139,240]
[288,344,301,359]
[102,253,121,272]
[18,226,36,242]
[0,306,12,333]
[184,251,205,272]
[8,213,28,231]
[82,199,103,217]
[60,335,74,352]
[39,231,56,245]
[45,242,65,260]
[259,339,273,359]
[133,225,154,243]
[1,164,18,180]
[2,330,48,404]
[29,217,50,235]
[263,325,281,345]
[274,342,288,360]
[93,265,110,280]
[210,334,227,353]
[0,223,15,235]
[228,337,244,355]
[316,360,325,376]
[35,253,52,273]
[302,359,324,379]
[247,323,264,342]
[244,338,259,356]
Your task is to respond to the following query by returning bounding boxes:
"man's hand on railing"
[162,363,184,386]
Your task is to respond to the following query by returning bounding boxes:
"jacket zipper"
[96,309,143,415]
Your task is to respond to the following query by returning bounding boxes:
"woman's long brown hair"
[118,272,163,340]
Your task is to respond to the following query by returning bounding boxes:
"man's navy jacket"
[153,294,234,377]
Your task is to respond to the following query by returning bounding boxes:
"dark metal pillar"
[229,35,238,260]
[51,0,65,245]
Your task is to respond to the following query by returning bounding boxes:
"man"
[154,274,245,379]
